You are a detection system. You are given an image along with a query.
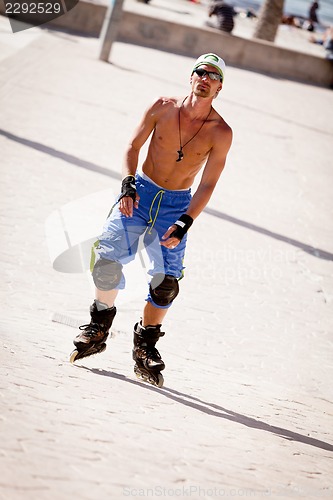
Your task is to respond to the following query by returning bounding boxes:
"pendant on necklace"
[176,149,184,162]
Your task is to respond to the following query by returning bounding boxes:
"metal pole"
[99,0,125,62]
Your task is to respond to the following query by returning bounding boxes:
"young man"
[70,53,233,387]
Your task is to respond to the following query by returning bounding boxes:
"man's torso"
[142,97,228,190]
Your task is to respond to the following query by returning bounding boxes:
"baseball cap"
[192,53,226,82]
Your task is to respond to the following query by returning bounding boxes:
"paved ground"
[1,3,333,500]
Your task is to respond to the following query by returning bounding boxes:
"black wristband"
[119,175,136,203]
[170,214,193,241]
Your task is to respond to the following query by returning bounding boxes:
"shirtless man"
[70,53,232,386]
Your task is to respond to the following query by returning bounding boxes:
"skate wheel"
[70,343,107,363]
[156,373,164,388]
[134,365,164,388]
[69,349,79,364]
[98,343,107,355]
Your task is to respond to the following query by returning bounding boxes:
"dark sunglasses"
[193,68,222,82]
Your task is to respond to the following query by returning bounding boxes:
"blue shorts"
[92,173,192,308]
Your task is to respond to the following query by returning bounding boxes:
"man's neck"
[183,93,213,119]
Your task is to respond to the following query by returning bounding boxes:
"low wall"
[1,0,332,86]
[118,11,333,86]
[47,0,107,36]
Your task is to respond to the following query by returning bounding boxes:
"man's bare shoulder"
[210,108,233,152]
[212,108,232,132]
[149,96,179,114]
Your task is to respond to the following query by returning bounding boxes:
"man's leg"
[133,188,190,381]
[95,288,118,309]
[133,303,167,387]
[132,273,180,385]
[72,255,121,359]
[142,301,169,326]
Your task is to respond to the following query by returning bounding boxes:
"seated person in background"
[323,27,333,58]
[309,26,333,56]
[309,26,333,89]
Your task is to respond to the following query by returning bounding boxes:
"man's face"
[191,64,223,98]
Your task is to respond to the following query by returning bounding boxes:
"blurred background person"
[207,0,237,34]
[308,1,320,31]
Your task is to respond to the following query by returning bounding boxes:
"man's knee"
[92,258,123,291]
[149,274,179,307]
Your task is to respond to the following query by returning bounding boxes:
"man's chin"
[194,89,210,98]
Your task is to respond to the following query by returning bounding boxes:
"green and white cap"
[192,53,226,82]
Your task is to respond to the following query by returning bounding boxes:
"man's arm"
[186,127,232,219]
[161,124,232,248]
[120,99,160,217]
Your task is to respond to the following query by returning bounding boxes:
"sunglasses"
[193,68,222,82]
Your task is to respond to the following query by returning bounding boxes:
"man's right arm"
[121,98,163,178]
[119,98,161,217]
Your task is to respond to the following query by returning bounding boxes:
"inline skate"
[132,321,165,387]
[70,300,116,363]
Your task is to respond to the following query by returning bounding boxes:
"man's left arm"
[161,125,232,248]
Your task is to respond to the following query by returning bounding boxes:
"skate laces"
[146,345,162,360]
[136,342,161,360]
[79,322,103,338]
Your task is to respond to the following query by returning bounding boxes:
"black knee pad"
[149,274,179,307]
[92,258,123,291]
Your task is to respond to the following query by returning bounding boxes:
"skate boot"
[132,321,165,387]
[70,300,116,363]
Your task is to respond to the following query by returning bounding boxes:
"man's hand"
[119,175,140,217]
[160,214,193,249]
[119,194,140,218]
[160,225,181,249]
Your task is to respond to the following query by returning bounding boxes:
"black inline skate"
[132,322,165,387]
[70,300,116,363]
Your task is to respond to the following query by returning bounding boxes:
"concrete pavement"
[1,12,333,500]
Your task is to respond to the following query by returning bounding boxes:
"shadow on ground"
[78,365,333,453]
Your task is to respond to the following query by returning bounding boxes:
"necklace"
[176,96,212,162]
